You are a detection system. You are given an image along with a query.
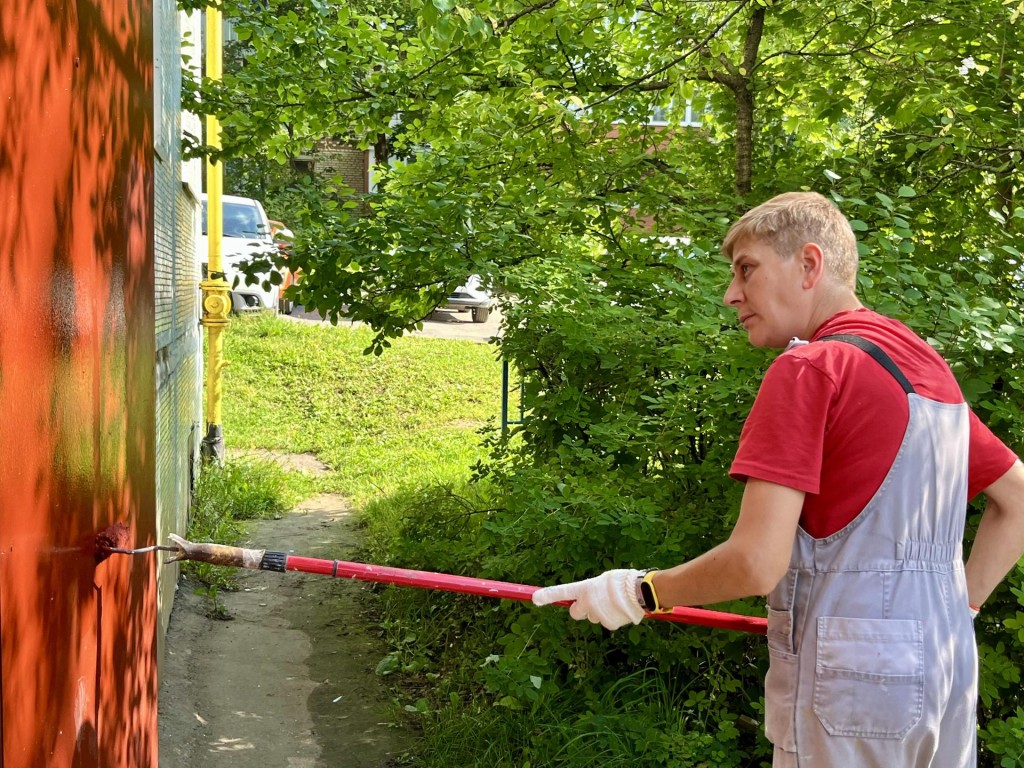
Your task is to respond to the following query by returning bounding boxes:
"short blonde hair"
[722,192,859,287]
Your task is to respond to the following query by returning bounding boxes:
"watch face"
[640,580,656,612]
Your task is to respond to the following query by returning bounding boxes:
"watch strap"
[637,569,671,613]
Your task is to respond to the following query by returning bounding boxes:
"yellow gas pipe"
[200,6,228,462]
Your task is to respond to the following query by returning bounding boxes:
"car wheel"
[471,306,490,323]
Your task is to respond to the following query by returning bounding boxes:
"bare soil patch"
[158,493,416,767]
[227,448,333,476]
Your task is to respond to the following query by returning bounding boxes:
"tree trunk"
[734,82,754,197]
[734,6,765,198]
[373,133,390,169]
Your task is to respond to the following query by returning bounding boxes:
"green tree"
[185,0,1024,762]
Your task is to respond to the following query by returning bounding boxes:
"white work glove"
[532,569,645,630]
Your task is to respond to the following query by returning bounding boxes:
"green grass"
[219,313,504,506]
[186,455,312,611]
[208,314,705,765]
[193,313,501,615]
[412,668,752,768]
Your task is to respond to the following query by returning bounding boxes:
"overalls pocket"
[812,616,924,739]
[764,608,798,752]
[765,647,799,751]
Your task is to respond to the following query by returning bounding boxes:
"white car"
[199,194,280,312]
[445,275,493,323]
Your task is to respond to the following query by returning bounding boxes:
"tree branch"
[582,0,751,113]
[494,0,560,32]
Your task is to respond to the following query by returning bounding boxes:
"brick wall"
[313,138,369,194]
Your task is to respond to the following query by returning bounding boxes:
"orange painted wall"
[0,0,157,766]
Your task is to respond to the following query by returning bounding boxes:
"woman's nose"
[723,276,741,307]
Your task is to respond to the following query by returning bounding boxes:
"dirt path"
[157,494,416,767]
[287,304,502,343]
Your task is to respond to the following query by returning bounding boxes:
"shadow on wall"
[0,0,158,766]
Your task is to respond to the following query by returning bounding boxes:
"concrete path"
[157,495,414,767]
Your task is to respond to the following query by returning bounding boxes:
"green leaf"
[467,14,487,36]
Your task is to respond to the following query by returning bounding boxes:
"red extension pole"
[157,535,767,635]
[289,555,767,634]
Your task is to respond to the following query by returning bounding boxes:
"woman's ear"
[799,242,826,289]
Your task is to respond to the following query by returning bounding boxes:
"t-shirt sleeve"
[967,410,1019,500]
[729,353,836,493]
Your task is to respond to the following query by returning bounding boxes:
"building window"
[648,99,703,128]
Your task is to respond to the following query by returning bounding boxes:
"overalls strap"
[818,334,916,395]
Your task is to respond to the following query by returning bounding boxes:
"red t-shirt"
[730,308,1017,538]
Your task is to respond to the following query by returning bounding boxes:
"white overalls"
[765,335,977,767]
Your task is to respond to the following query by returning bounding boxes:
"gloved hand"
[531,569,645,630]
